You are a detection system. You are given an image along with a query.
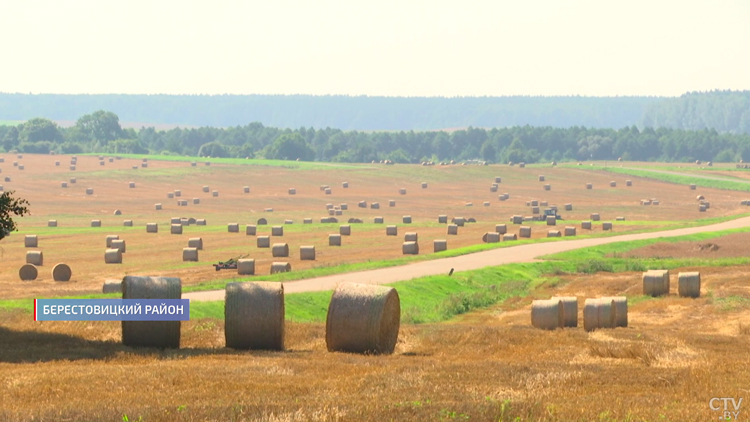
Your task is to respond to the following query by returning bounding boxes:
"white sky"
[0,0,747,97]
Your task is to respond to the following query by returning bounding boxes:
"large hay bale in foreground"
[300,246,316,260]
[643,270,669,296]
[121,276,182,349]
[433,239,447,252]
[225,282,285,350]
[402,241,419,255]
[26,251,43,266]
[519,226,531,238]
[188,237,203,250]
[171,224,183,234]
[146,223,158,233]
[678,272,701,298]
[602,296,628,327]
[270,262,291,274]
[531,299,563,330]
[237,259,255,275]
[52,263,72,282]
[228,223,239,233]
[404,232,418,242]
[104,248,122,264]
[182,247,198,262]
[257,236,270,248]
[19,264,37,281]
[583,298,616,332]
[272,243,289,257]
[24,235,38,247]
[550,296,577,327]
[326,282,400,354]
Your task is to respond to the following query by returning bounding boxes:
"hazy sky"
[0,0,747,97]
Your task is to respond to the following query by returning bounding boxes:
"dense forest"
[1,111,750,164]
[0,94,656,131]
[642,90,750,135]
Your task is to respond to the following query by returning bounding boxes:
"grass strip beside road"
[582,166,750,192]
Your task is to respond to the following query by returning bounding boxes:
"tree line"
[643,90,750,135]
[1,110,750,164]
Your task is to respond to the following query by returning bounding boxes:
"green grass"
[579,165,750,192]
[81,153,365,170]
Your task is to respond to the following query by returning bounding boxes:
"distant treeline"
[1,111,750,163]
[0,93,657,131]
[642,90,750,135]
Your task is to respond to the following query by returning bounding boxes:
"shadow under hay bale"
[325,282,400,354]
[121,276,182,349]
[225,282,285,350]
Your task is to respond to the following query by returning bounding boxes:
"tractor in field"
[213,254,249,271]
[533,207,563,221]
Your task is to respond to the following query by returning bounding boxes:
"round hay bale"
[300,245,316,260]
[19,264,37,281]
[402,241,419,255]
[188,237,203,250]
[146,223,158,233]
[357,201,366,208]
[257,218,267,225]
[196,219,206,225]
[453,217,465,226]
[90,220,101,227]
[246,224,257,235]
[438,215,448,224]
[678,272,701,298]
[386,225,397,236]
[421,182,428,188]
[212,190,219,197]
[257,236,271,248]
[602,296,628,327]
[70,165,76,171]
[590,213,600,221]
[546,216,556,226]
[167,192,174,199]
[581,221,592,230]
[61,182,67,188]
[404,232,418,242]
[490,185,498,192]
[284,219,294,225]
[689,184,697,190]
[615,217,625,221]
[447,224,458,235]
[228,223,240,233]
[129,182,135,188]
[270,262,291,274]
[389,200,396,207]
[586,183,593,189]
[547,230,561,237]
[340,203,348,210]
[399,188,407,195]
[271,226,283,236]
[538,175,545,182]
[482,232,500,243]
[339,225,351,236]
[26,251,43,266]
[324,188,332,195]
[325,282,400,354]
[564,226,576,236]
[103,279,121,293]
[564,203,573,211]
[121,276,181,348]
[494,224,507,234]
[56,161,60,166]
[86,188,94,195]
[303,218,313,224]
[467,218,477,223]
[531,206,540,214]
[531,299,563,330]
[170,224,183,234]
[602,222,613,230]
[243,186,250,193]
[237,259,255,275]
[642,270,669,296]
[610,181,617,187]
[183,247,198,262]
[626,180,632,186]
[370,202,380,209]
[329,233,343,246]
[114,209,122,215]
[174,190,182,197]
[347,218,363,224]
[106,235,119,248]
[24,235,38,247]
[550,296,577,327]
[342,181,349,188]
[123,220,133,227]
[519,226,531,238]
[202,186,209,193]
[225,282,285,350]
[402,216,412,224]
[374,216,384,224]
[205,161,211,166]
[495,177,502,183]
[104,248,122,264]
[511,215,523,224]
[434,239,447,252]
[583,298,615,332]
[483,201,490,206]
[192,198,200,205]
[52,263,72,282]
[191,162,197,167]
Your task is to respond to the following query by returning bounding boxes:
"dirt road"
[184,216,750,301]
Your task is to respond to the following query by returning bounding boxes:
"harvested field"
[619,231,750,259]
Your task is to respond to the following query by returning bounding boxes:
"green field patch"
[576,165,750,192]
[82,153,365,170]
